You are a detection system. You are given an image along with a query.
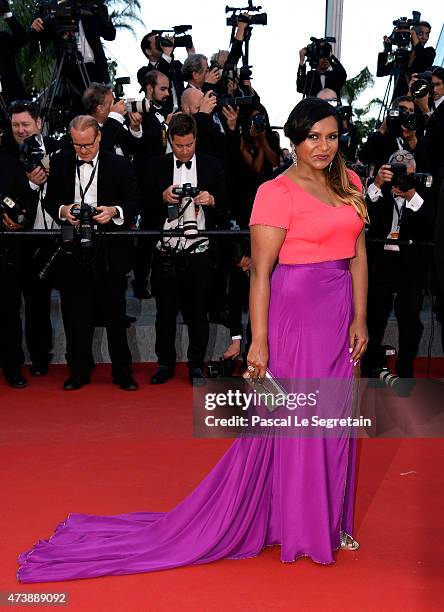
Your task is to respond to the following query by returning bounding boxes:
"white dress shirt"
[157,154,208,253]
[28,136,56,230]
[58,152,123,225]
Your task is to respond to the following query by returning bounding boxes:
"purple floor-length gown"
[17,258,357,583]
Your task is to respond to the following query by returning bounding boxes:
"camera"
[0,0,10,14]
[0,194,26,226]
[410,71,433,100]
[305,36,336,69]
[226,11,267,27]
[40,0,105,53]
[114,76,130,101]
[125,98,151,114]
[386,11,421,50]
[152,25,193,51]
[207,358,236,378]
[251,112,267,132]
[19,135,49,174]
[211,92,256,109]
[169,183,201,237]
[337,105,352,121]
[70,202,98,247]
[346,162,370,181]
[388,163,433,191]
[386,108,420,135]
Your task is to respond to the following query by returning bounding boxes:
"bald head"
[317,88,338,103]
[181,88,203,115]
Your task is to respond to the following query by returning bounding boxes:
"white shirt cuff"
[162,53,173,63]
[129,126,143,138]
[58,205,65,220]
[406,192,424,212]
[231,335,242,341]
[112,206,124,225]
[366,182,383,202]
[4,12,13,18]
[109,112,125,124]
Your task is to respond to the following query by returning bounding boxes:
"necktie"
[176,160,192,169]
[76,160,94,167]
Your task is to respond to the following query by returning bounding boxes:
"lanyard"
[394,198,405,231]
[76,161,98,205]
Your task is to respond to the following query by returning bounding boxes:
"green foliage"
[343,67,383,143]
[3,0,141,96]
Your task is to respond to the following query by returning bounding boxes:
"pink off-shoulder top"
[249,169,365,264]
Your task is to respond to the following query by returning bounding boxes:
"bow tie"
[176,160,192,169]
[76,159,94,167]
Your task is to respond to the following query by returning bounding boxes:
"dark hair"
[168,112,197,139]
[432,67,444,84]
[417,21,431,30]
[284,98,368,222]
[284,97,340,145]
[140,31,155,55]
[143,69,164,92]
[391,95,414,109]
[82,82,112,114]
[8,100,40,121]
[182,54,207,82]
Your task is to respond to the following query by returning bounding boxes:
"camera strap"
[394,198,406,230]
[76,161,98,205]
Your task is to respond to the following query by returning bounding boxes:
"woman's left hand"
[349,318,368,365]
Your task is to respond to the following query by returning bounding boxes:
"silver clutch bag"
[243,369,288,413]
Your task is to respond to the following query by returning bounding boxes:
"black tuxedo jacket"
[0,16,28,105]
[143,152,229,233]
[365,184,434,270]
[44,149,139,274]
[32,6,116,83]
[296,56,347,98]
[100,117,143,157]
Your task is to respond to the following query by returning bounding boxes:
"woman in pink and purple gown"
[17,98,369,583]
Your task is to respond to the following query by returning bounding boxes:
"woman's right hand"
[245,340,268,380]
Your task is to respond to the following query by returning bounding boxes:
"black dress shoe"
[29,363,49,377]
[189,367,206,386]
[5,371,28,389]
[113,376,139,391]
[63,375,91,391]
[150,366,175,385]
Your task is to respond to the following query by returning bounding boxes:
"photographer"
[182,54,220,92]
[43,115,139,391]
[238,106,280,227]
[31,0,116,85]
[137,70,173,160]
[359,96,422,173]
[297,41,347,99]
[362,151,434,380]
[137,29,194,114]
[2,101,61,382]
[0,0,28,106]
[82,82,143,156]
[143,113,229,385]
[377,20,436,99]
[224,238,251,365]
[0,147,37,388]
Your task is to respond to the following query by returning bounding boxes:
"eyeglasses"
[392,153,414,162]
[72,135,98,150]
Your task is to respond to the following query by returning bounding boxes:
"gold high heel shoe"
[340,531,360,551]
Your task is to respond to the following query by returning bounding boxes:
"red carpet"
[1,361,443,611]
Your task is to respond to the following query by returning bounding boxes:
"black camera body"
[19,135,48,174]
[386,108,421,135]
[388,163,433,191]
[411,71,433,100]
[386,10,421,51]
[251,112,267,132]
[69,203,98,247]
[207,358,236,378]
[40,0,104,38]
[0,194,26,226]
[114,76,130,101]
[152,25,193,51]
[306,36,336,69]
[211,92,256,109]
[226,11,267,27]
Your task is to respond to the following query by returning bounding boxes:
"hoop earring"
[291,146,298,166]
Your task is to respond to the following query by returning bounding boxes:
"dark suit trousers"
[59,254,132,379]
[0,262,25,373]
[363,251,425,377]
[151,251,213,369]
